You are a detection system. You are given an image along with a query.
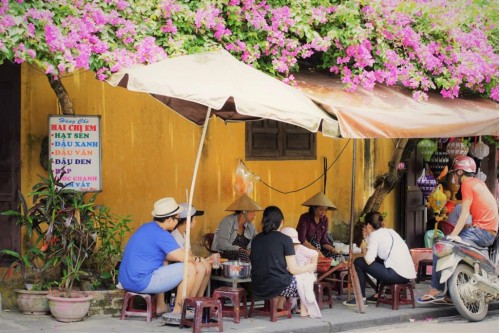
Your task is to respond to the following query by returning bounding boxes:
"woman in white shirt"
[344,212,416,306]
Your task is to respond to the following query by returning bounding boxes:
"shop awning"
[295,71,499,138]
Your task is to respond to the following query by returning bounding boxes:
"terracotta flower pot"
[15,289,50,315]
[47,292,93,322]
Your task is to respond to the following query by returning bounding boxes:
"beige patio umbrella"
[107,49,340,301]
[107,49,339,136]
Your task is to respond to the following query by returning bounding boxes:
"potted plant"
[0,243,57,315]
[2,164,132,321]
[1,165,86,320]
[0,180,62,315]
[42,166,133,321]
[37,167,99,322]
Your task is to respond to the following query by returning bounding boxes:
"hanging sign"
[48,115,102,192]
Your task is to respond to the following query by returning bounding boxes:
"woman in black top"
[250,206,316,303]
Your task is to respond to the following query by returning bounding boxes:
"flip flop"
[416,294,443,304]
[432,297,454,305]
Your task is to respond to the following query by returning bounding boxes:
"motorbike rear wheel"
[448,263,488,322]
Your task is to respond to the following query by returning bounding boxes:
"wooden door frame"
[0,62,21,266]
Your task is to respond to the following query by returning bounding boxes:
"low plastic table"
[206,275,251,296]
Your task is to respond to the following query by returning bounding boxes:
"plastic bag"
[233,161,254,195]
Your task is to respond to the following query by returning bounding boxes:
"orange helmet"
[452,156,476,173]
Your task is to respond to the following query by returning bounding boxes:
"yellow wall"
[20,64,397,255]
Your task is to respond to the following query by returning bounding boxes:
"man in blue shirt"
[118,197,199,316]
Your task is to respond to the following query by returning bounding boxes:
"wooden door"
[399,149,426,249]
[0,62,21,266]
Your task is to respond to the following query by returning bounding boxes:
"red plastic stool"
[120,291,157,322]
[249,295,292,322]
[376,281,416,310]
[314,281,333,309]
[180,297,223,333]
[212,286,248,323]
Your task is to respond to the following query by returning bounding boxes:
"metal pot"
[221,261,251,279]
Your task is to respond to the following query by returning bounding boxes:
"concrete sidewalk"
[1,282,498,333]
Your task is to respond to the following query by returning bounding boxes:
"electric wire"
[240,139,351,195]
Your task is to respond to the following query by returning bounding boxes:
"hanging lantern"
[417,139,438,162]
[470,137,490,160]
[446,138,469,160]
[428,151,450,179]
[416,168,438,198]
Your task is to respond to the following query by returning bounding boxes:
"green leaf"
[0,249,22,259]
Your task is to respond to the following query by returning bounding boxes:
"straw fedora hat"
[225,193,263,211]
[302,192,337,210]
[151,197,184,218]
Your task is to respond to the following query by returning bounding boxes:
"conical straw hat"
[301,192,337,210]
[225,193,263,211]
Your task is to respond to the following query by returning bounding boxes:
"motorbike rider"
[419,155,498,303]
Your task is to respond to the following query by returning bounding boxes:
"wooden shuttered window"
[245,120,316,160]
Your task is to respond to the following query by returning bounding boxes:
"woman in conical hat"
[296,192,337,258]
[211,193,263,262]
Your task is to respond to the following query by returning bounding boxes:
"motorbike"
[434,236,498,321]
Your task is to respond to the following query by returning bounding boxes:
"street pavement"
[344,313,499,333]
[0,281,498,333]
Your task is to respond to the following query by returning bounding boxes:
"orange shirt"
[461,177,499,232]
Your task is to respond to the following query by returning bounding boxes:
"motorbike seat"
[446,238,490,259]
[447,237,487,250]
[461,241,489,254]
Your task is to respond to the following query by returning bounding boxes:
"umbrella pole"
[182,107,212,301]
[348,140,357,268]
[348,140,365,313]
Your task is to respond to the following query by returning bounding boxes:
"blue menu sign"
[48,115,102,192]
